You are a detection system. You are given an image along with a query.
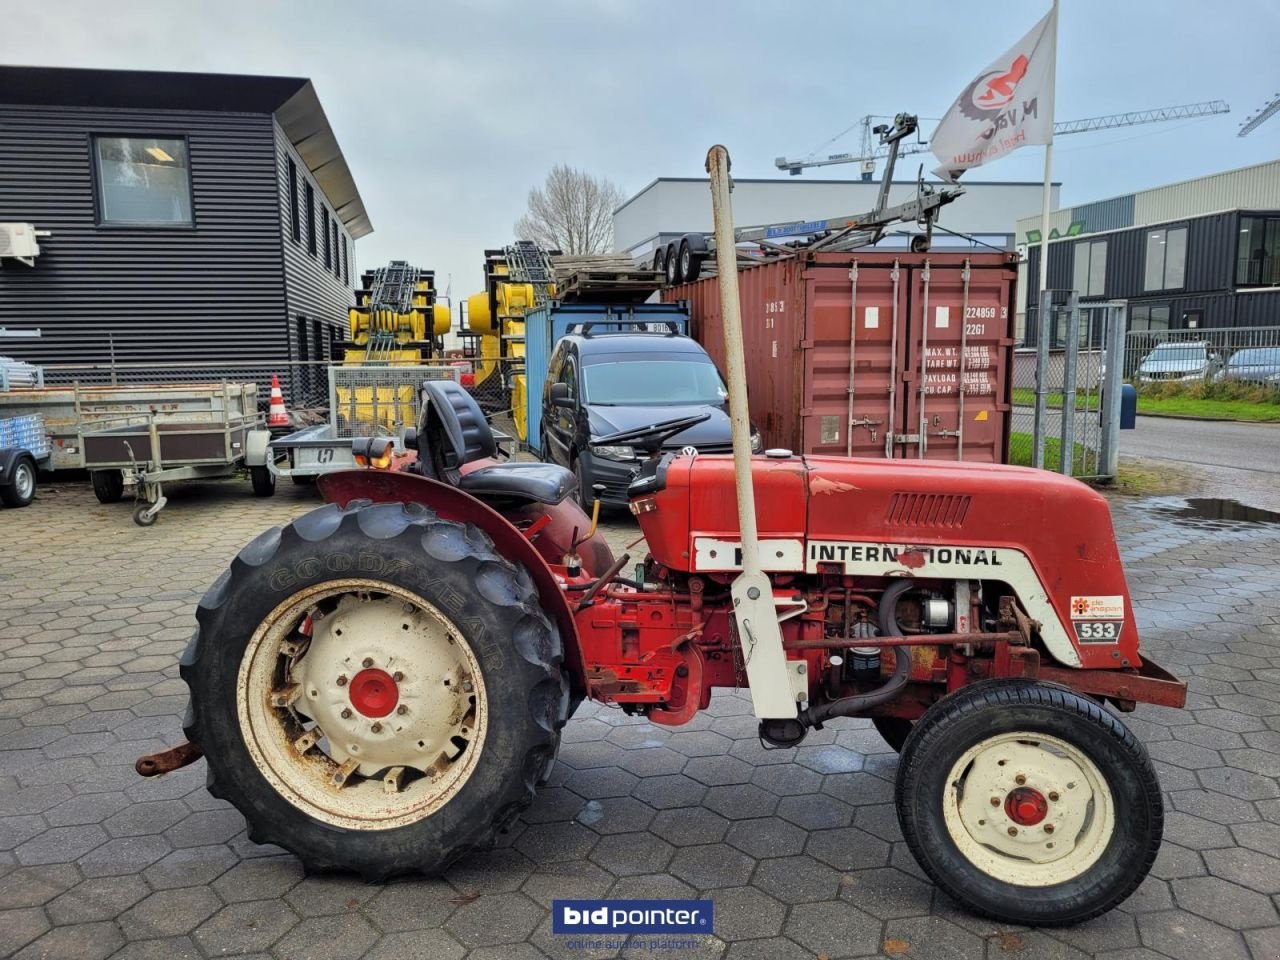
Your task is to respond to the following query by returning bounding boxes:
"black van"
[539,330,761,507]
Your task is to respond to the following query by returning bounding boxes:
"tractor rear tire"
[895,679,1162,925]
[92,470,124,504]
[180,500,570,880]
[872,716,913,753]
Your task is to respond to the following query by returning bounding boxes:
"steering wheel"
[590,412,711,457]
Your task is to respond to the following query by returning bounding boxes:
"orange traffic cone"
[267,374,290,428]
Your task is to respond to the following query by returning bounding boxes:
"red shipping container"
[664,250,1018,464]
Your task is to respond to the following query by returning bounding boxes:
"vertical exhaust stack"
[705,145,802,720]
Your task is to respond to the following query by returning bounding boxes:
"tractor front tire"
[895,679,1162,925]
[180,500,569,880]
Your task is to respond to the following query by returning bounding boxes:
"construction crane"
[776,100,1232,176]
[1238,94,1280,137]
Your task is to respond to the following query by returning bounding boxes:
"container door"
[901,259,1015,463]
[799,260,906,458]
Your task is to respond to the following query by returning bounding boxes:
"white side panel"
[693,536,805,573]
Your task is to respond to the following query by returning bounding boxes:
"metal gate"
[1013,294,1126,481]
[328,364,459,438]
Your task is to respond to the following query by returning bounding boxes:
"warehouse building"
[613,176,1059,264]
[1016,159,1280,343]
[0,65,370,374]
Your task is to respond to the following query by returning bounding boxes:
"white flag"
[930,7,1057,181]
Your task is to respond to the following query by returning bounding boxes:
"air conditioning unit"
[0,223,51,267]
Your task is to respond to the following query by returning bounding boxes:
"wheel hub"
[349,668,398,718]
[1004,786,1049,826]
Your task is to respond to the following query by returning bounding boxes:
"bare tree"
[514,164,624,254]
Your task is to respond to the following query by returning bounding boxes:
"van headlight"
[593,445,636,461]
[750,428,763,453]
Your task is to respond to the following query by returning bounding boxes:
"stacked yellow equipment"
[465,243,557,441]
[340,261,450,431]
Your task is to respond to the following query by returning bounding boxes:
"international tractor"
[140,149,1185,926]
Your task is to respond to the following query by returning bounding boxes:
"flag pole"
[1032,0,1059,470]
[1036,0,1059,302]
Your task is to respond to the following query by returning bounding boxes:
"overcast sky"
[6,0,1279,303]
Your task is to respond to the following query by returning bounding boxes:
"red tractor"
[143,150,1185,926]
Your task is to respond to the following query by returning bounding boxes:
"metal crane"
[1238,94,1280,137]
[776,100,1232,176]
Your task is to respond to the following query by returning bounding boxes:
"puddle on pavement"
[1152,498,1280,526]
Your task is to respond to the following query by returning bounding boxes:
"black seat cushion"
[459,462,577,505]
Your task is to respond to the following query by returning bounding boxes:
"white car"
[1137,342,1223,383]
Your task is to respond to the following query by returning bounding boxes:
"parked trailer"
[256,365,460,483]
[665,250,1017,463]
[0,413,50,507]
[77,382,265,526]
[523,301,690,454]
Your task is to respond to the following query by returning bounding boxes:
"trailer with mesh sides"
[251,364,460,484]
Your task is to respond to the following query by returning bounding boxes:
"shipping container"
[523,301,690,453]
[664,250,1018,463]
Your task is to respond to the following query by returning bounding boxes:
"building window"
[332,222,341,279]
[323,211,332,270]
[1236,216,1280,286]
[343,237,351,285]
[1143,226,1187,292]
[1130,303,1171,332]
[339,233,347,284]
[1072,239,1107,297]
[287,157,300,243]
[305,183,316,256]
[93,136,192,225]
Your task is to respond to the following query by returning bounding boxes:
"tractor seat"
[419,380,577,506]
[459,462,577,505]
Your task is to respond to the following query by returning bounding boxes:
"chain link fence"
[1123,324,1280,390]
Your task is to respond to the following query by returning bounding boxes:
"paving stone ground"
[1,478,1278,959]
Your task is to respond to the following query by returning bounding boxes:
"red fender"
[315,469,598,695]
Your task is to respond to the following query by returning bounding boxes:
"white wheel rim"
[237,579,488,830]
[14,463,33,500]
[942,731,1115,886]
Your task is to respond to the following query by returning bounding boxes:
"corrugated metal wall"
[1134,159,1280,224]
[0,103,293,365]
[1234,290,1280,327]
[275,121,355,369]
[1073,194,1135,234]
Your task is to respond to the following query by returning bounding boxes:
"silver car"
[1137,341,1223,383]
[1218,347,1280,386]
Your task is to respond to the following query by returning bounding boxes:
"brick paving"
[1,479,1278,959]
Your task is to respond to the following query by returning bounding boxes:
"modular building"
[614,177,1058,265]
[1016,159,1280,344]
[0,65,371,381]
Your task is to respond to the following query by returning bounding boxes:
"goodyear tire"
[181,500,569,880]
[896,679,1162,925]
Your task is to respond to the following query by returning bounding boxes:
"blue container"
[524,301,690,453]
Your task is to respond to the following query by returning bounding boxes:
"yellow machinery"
[340,261,450,431]
[465,242,556,441]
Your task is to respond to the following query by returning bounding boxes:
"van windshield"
[582,360,727,406]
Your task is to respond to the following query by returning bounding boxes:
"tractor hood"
[633,453,1137,672]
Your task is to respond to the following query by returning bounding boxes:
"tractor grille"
[885,493,971,528]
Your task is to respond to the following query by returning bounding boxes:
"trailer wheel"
[678,236,706,284]
[180,501,569,880]
[92,469,124,504]
[250,465,276,497]
[896,679,1161,925]
[1,456,36,507]
[872,716,913,753]
[132,503,158,527]
[665,243,680,285]
[653,246,667,275]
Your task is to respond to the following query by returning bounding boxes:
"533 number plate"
[1073,620,1123,643]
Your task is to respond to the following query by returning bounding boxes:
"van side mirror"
[550,382,574,408]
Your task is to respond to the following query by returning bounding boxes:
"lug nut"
[393,671,404,682]
[1048,791,1059,802]
[371,722,382,733]
[362,657,374,669]
[990,797,1001,807]
[341,708,352,719]
[462,681,474,693]
[1014,774,1027,785]
[397,705,408,715]
[1007,827,1018,836]
[1044,823,1055,834]
[336,676,348,687]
